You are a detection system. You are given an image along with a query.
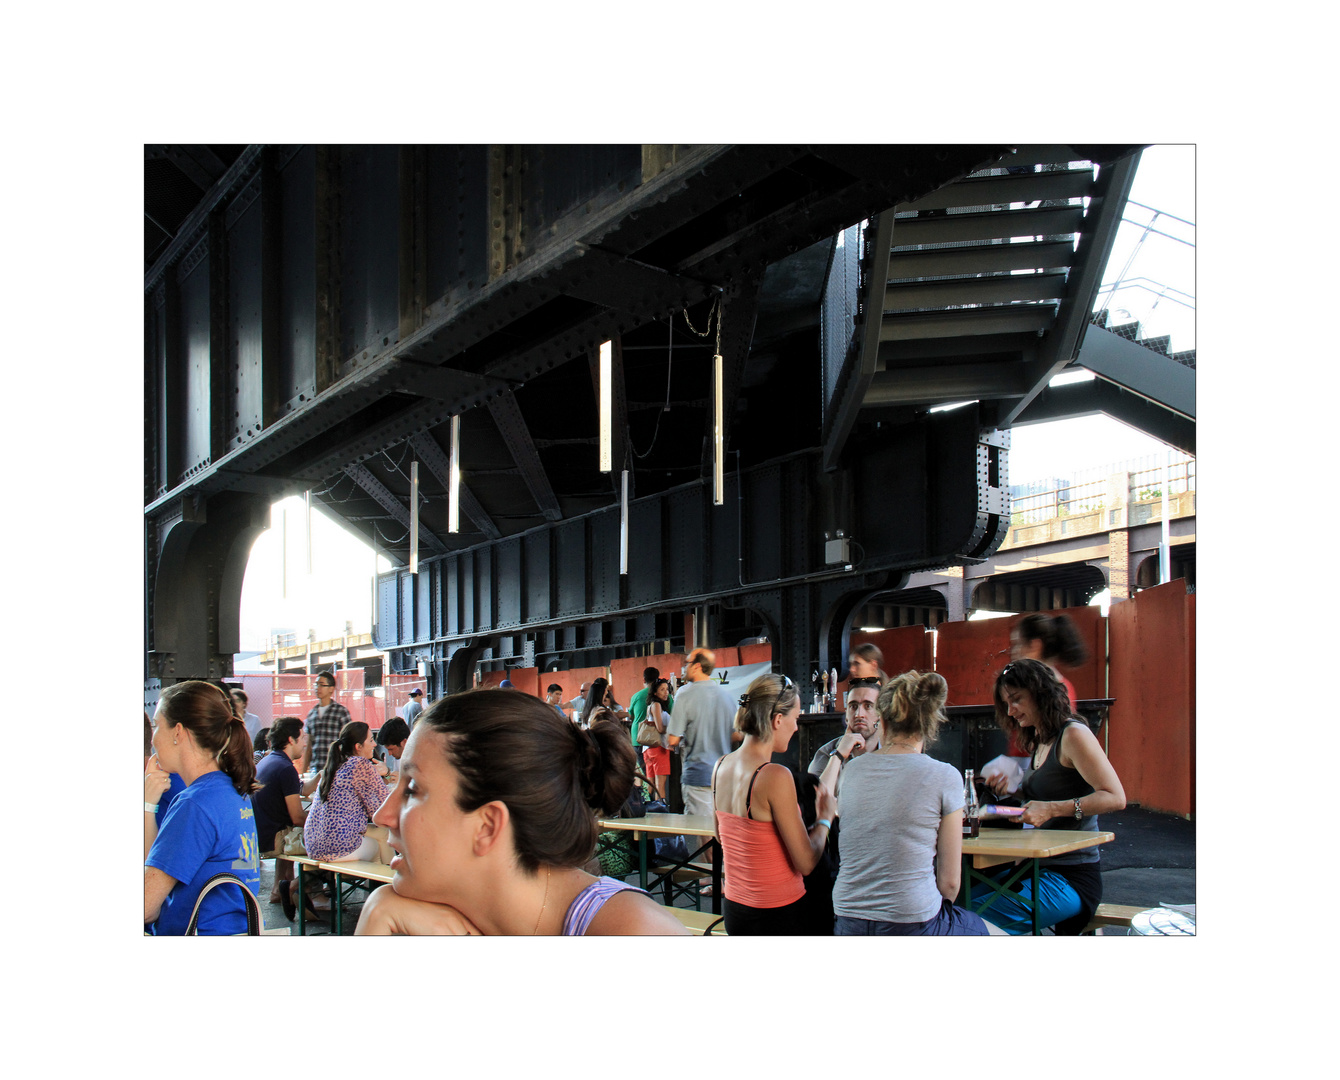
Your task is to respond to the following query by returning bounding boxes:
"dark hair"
[269,716,304,753]
[649,678,671,702]
[420,688,636,874]
[1014,613,1088,667]
[851,642,884,669]
[144,710,154,759]
[687,648,715,676]
[547,683,563,694]
[735,673,800,740]
[254,727,270,753]
[876,670,948,744]
[157,680,258,796]
[316,670,336,688]
[642,666,659,684]
[582,677,611,726]
[377,717,410,747]
[319,721,371,801]
[231,688,249,706]
[994,659,1073,756]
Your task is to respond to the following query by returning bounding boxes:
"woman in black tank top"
[977,659,1126,934]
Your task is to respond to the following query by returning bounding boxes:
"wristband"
[1073,797,1084,820]
[144,802,160,813]
[833,750,848,765]
[815,818,832,831]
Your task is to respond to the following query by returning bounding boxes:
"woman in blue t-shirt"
[144,681,261,935]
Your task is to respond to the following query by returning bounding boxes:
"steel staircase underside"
[825,144,1194,465]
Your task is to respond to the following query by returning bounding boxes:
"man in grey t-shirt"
[666,648,737,818]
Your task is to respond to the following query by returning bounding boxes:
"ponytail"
[319,721,370,801]
[218,714,259,795]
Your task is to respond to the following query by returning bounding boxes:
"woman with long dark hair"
[640,678,673,802]
[978,658,1125,934]
[354,689,686,935]
[711,673,835,935]
[143,681,261,935]
[832,671,998,936]
[303,721,390,863]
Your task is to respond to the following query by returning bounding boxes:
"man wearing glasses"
[808,675,884,795]
[302,671,351,775]
[666,648,737,819]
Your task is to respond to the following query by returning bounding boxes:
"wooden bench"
[650,863,715,909]
[1082,903,1149,934]
[664,905,726,935]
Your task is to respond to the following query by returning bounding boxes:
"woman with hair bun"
[832,670,1000,935]
[711,673,836,935]
[354,689,686,935]
[303,721,390,863]
[143,680,261,935]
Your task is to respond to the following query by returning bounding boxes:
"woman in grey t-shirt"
[831,671,1002,936]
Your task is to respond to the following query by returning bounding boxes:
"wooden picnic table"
[597,814,723,915]
[316,859,395,936]
[959,828,1114,935]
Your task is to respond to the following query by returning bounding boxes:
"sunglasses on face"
[848,676,881,688]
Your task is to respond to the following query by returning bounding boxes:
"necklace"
[531,868,551,935]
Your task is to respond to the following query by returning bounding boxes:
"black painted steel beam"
[406,432,500,540]
[486,390,562,520]
[824,212,894,472]
[1073,324,1195,420]
[343,462,446,553]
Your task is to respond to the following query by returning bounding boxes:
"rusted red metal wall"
[1108,581,1195,817]
[840,626,933,700]
[482,667,538,695]
[934,619,1015,705]
[934,606,1107,705]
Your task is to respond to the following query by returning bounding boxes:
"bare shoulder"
[585,888,691,936]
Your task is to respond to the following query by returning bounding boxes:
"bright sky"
[238,145,1195,651]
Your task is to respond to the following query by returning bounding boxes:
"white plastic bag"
[980,755,1030,796]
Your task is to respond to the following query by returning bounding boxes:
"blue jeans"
[969,867,1082,935]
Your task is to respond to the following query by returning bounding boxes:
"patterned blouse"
[303,756,388,860]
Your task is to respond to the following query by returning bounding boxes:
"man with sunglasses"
[808,675,884,795]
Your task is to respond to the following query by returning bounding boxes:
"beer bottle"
[963,769,980,838]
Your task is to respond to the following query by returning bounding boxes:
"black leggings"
[723,895,808,936]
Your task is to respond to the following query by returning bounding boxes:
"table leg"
[1031,860,1040,937]
[333,871,343,936]
[711,839,722,916]
[638,831,648,891]
[296,862,306,937]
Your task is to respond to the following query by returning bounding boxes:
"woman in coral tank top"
[711,673,836,935]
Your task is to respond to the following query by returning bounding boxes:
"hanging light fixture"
[448,415,461,533]
[620,468,630,575]
[713,351,724,505]
[409,460,420,575]
[599,339,612,473]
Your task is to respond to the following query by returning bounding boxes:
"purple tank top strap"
[561,876,646,936]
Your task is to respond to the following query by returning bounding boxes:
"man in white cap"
[403,687,425,729]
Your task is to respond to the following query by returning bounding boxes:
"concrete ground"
[257,804,1194,936]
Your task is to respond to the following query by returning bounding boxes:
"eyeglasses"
[848,676,881,688]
